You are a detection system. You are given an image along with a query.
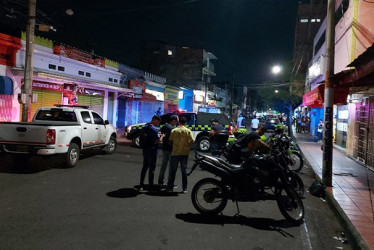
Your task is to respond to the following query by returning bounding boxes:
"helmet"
[274,124,284,134]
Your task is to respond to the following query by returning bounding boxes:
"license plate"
[16,145,28,152]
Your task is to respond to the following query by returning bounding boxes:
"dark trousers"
[140,149,158,186]
[167,155,188,190]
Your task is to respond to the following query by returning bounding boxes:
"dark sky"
[1,0,299,85]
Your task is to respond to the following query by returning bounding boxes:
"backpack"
[138,127,151,149]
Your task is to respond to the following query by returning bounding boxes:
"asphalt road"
[0,143,353,250]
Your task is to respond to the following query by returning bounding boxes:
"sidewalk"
[294,131,374,249]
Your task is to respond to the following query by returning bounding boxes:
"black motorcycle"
[188,151,305,225]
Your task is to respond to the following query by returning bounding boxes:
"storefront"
[25,81,63,121]
[0,76,14,122]
[77,87,105,116]
[164,87,179,113]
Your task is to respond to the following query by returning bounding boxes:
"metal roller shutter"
[78,95,104,117]
[28,90,62,121]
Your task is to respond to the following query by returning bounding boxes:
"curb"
[299,149,370,250]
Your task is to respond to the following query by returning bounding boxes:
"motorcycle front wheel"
[276,187,304,225]
[191,178,228,215]
[287,172,305,198]
[288,152,303,172]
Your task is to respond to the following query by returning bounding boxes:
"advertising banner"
[165,87,179,105]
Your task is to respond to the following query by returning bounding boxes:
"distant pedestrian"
[305,116,310,133]
[301,116,306,133]
[139,115,162,191]
[296,116,301,133]
[167,116,194,193]
[237,113,244,128]
[209,118,228,157]
[156,107,162,116]
[158,115,179,187]
[251,116,260,131]
[317,119,323,143]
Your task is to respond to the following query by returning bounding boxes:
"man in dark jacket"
[139,115,161,190]
[209,119,228,157]
[158,115,178,187]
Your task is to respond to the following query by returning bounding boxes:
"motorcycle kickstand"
[234,201,241,216]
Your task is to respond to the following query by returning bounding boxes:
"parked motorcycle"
[188,151,305,225]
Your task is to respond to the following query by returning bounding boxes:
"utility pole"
[322,0,335,187]
[22,0,36,122]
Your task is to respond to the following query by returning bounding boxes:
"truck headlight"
[127,126,132,133]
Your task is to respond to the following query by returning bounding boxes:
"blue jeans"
[317,131,323,141]
[158,150,171,185]
[140,149,157,186]
[167,155,188,190]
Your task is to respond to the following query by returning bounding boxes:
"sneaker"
[137,185,144,191]
[182,189,187,194]
[159,183,167,188]
[173,184,178,189]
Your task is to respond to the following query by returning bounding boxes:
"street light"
[272,65,281,75]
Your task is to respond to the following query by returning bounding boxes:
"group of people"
[295,115,310,133]
[237,114,260,131]
[139,114,274,193]
[140,115,194,193]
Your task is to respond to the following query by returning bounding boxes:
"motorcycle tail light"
[46,129,56,145]
[228,125,234,135]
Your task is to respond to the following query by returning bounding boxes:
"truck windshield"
[35,110,78,122]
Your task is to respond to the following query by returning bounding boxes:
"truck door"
[80,111,99,148]
[92,112,107,145]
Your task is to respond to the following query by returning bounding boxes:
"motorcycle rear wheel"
[276,187,304,225]
[288,152,303,172]
[191,178,227,215]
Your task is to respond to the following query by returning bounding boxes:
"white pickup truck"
[0,105,117,167]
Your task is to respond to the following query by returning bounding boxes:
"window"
[58,66,65,71]
[48,64,56,70]
[114,79,118,83]
[300,18,308,23]
[78,71,84,76]
[316,19,321,22]
[314,31,326,55]
[86,72,91,77]
[92,112,104,125]
[81,111,92,124]
[311,19,316,22]
[35,110,77,122]
[167,49,173,56]
[109,78,113,82]
[335,0,349,24]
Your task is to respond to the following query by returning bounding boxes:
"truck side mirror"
[104,120,109,125]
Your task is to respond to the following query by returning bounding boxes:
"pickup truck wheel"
[64,143,80,168]
[103,136,117,154]
[132,134,141,148]
[196,136,210,152]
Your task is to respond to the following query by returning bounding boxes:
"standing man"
[251,116,260,131]
[209,118,228,157]
[167,116,194,193]
[139,115,162,191]
[237,113,244,128]
[158,115,178,187]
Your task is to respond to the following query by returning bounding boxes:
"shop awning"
[302,84,349,108]
[0,76,13,95]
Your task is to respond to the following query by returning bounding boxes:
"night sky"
[1,0,299,85]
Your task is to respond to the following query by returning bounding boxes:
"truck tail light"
[46,129,56,145]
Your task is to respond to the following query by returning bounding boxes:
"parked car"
[0,105,117,167]
[265,118,281,132]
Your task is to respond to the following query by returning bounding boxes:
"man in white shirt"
[251,117,260,131]
[237,113,244,128]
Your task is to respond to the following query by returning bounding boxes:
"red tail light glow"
[46,129,56,145]
[228,125,234,135]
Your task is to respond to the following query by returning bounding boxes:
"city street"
[0,143,353,250]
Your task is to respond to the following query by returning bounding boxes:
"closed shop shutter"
[117,97,126,128]
[29,90,62,121]
[141,101,155,123]
[78,95,104,117]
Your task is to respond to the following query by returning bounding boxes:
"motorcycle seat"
[203,155,243,170]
